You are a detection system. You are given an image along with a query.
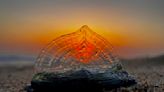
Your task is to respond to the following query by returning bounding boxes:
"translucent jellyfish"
[35,25,120,73]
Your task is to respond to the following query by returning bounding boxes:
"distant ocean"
[0,54,35,62]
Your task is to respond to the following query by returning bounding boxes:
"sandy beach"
[0,59,164,92]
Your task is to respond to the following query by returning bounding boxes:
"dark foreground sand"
[0,60,164,92]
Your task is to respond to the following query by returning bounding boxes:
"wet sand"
[0,62,33,92]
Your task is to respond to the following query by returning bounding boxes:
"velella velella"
[26,25,136,92]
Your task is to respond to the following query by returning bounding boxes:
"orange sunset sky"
[0,0,164,58]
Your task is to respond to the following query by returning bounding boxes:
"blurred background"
[1,0,164,61]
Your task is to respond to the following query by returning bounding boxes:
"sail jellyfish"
[35,25,120,73]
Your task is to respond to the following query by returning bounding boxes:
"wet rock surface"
[27,69,136,92]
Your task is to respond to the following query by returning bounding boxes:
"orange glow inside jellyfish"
[74,41,96,63]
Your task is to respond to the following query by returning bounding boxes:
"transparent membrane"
[35,25,120,73]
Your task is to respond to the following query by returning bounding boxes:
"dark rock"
[26,69,136,92]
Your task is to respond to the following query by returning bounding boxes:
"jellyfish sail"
[35,25,120,73]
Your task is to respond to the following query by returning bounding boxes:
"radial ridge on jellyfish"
[35,25,120,73]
